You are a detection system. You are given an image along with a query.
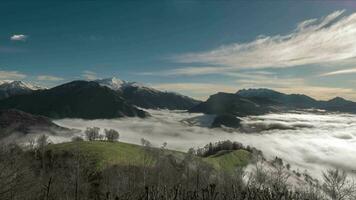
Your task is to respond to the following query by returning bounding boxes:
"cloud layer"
[54,109,356,178]
[173,10,356,73]
[37,75,64,81]
[320,68,356,76]
[0,70,26,80]
[82,70,98,80]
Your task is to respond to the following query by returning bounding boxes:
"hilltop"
[47,141,252,171]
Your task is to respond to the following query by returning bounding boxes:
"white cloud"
[140,66,234,76]
[37,75,64,81]
[0,70,26,80]
[320,68,356,76]
[173,10,356,74]
[54,109,356,178]
[10,34,28,41]
[82,70,98,80]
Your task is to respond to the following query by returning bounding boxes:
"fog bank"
[55,109,356,177]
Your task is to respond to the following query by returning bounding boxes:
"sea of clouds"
[53,109,356,178]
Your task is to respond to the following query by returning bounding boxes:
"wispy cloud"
[170,10,356,75]
[10,34,28,41]
[82,70,98,80]
[37,75,64,81]
[320,68,356,76]
[0,70,26,80]
[140,66,234,76]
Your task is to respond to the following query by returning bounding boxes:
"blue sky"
[2,1,356,100]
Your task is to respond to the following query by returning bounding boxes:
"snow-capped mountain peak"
[95,77,126,91]
[95,77,158,93]
[0,80,44,91]
[0,80,45,100]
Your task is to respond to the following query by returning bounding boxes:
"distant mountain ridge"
[95,77,201,110]
[190,88,356,128]
[236,88,318,108]
[236,88,356,112]
[0,109,74,139]
[0,80,44,100]
[0,80,147,119]
[0,77,201,119]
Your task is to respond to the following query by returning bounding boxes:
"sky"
[2,1,356,100]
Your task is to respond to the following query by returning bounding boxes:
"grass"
[48,141,155,169]
[47,141,251,171]
[203,149,252,171]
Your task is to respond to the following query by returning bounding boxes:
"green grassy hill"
[47,141,252,171]
[203,150,251,171]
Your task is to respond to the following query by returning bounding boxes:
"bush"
[71,136,84,142]
[104,129,119,142]
[195,140,262,157]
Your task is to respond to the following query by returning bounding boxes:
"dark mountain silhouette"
[95,77,200,110]
[320,97,356,113]
[237,88,356,113]
[189,92,278,116]
[236,88,318,108]
[191,88,356,128]
[121,85,201,110]
[0,81,147,119]
[211,114,242,128]
[0,109,72,138]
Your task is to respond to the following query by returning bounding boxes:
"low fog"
[54,109,356,178]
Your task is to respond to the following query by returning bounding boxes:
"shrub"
[104,129,119,142]
[71,136,84,142]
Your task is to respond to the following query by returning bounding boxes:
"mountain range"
[236,88,356,113]
[0,78,200,119]
[1,78,356,128]
[95,77,200,110]
[0,80,43,100]
[0,80,147,119]
[190,88,356,128]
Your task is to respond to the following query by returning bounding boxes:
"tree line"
[194,140,263,158]
[73,127,120,142]
[0,135,355,200]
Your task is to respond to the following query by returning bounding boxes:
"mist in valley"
[52,109,356,178]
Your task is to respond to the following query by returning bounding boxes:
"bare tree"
[37,134,49,149]
[85,127,100,141]
[0,144,36,200]
[104,129,119,142]
[141,138,153,187]
[37,134,50,171]
[323,169,356,200]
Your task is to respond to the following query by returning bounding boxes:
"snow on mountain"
[95,77,159,93]
[94,77,200,110]
[0,80,44,99]
[0,80,44,91]
[94,77,125,91]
